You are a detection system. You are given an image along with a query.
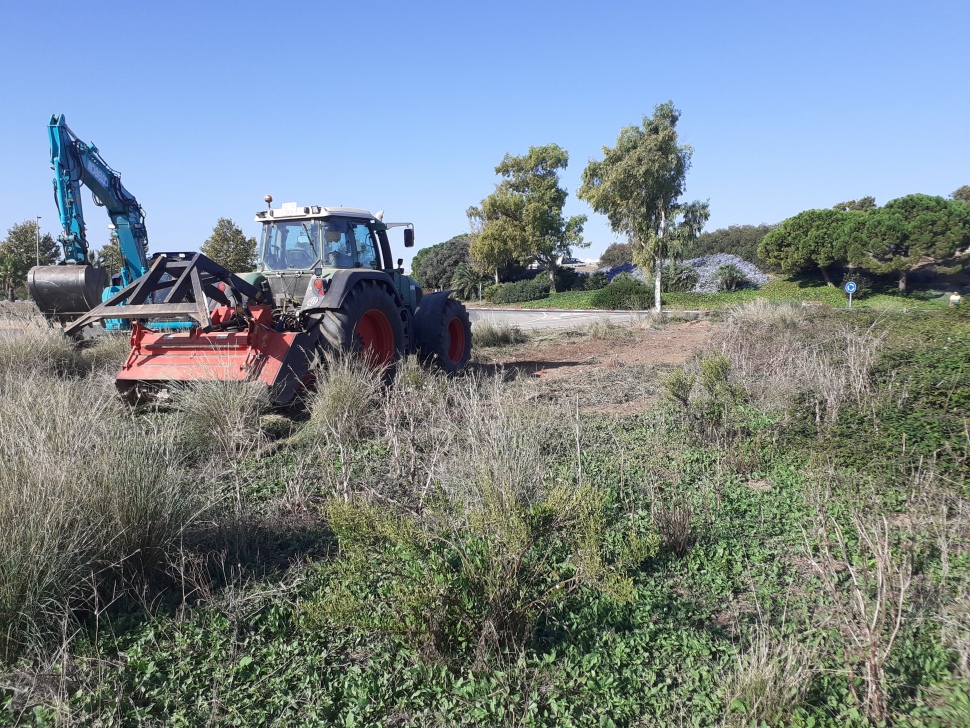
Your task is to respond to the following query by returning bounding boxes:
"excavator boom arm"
[48,114,149,283]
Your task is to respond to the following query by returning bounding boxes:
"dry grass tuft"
[715,300,885,424]
[172,379,271,460]
[722,631,817,725]
[472,319,528,347]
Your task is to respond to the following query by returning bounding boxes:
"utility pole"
[35,216,41,266]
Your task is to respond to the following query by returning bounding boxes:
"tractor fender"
[302,270,403,314]
[412,290,456,349]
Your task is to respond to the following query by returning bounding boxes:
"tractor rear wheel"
[317,281,405,373]
[421,298,472,372]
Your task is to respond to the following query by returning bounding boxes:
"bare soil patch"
[474,319,720,413]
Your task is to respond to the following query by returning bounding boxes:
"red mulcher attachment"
[64,253,321,405]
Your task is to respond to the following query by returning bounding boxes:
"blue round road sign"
[845,281,857,294]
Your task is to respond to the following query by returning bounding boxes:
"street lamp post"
[35,216,41,266]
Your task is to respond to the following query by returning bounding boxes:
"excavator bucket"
[27,264,108,324]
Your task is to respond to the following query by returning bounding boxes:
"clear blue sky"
[1,0,967,268]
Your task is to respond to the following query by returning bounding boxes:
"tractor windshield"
[260,218,381,271]
[259,220,322,270]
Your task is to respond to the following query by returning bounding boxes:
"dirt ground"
[474,318,720,414]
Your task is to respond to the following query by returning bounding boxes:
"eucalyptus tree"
[469,144,587,291]
[578,101,708,311]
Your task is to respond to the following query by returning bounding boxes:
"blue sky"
[1,0,967,268]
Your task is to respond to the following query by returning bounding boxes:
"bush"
[491,278,550,304]
[589,276,654,309]
[714,263,750,291]
[661,262,700,292]
[411,235,471,290]
[584,271,609,290]
[553,267,586,292]
[840,271,873,299]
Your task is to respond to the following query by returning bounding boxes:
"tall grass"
[304,371,655,663]
[0,369,197,657]
[715,300,885,423]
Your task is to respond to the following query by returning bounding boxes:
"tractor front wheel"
[421,298,472,372]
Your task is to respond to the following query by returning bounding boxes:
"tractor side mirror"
[397,258,404,272]
[404,228,414,248]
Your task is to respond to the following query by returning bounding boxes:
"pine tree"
[200,218,257,272]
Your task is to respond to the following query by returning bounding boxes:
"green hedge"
[491,278,550,304]
[589,277,654,309]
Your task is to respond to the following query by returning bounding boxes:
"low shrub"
[584,271,609,290]
[661,262,700,292]
[491,278,550,304]
[714,263,750,291]
[589,276,654,309]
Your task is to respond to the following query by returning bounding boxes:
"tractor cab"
[251,200,416,308]
[257,209,381,272]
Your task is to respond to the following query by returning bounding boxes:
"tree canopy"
[94,236,124,276]
[758,209,861,285]
[0,220,58,283]
[598,242,633,268]
[469,143,586,290]
[410,234,472,290]
[951,186,970,205]
[859,194,970,291]
[578,101,709,311]
[200,218,256,273]
[832,197,877,212]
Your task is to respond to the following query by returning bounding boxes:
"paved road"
[468,307,648,331]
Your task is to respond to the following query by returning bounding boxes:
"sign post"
[844,281,857,308]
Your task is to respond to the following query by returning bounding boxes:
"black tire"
[420,298,472,372]
[316,280,406,373]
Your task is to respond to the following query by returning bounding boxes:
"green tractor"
[96,198,472,405]
[244,197,472,373]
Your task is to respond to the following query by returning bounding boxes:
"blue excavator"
[27,114,150,326]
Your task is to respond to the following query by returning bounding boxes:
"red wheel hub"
[357,309,395,367]
[447,316,466,364]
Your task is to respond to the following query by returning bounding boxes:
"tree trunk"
[820,265,835,287]
[494,268,500,285]
[898,270,907,293]
[548,266,557,293]
[655,208,666,312]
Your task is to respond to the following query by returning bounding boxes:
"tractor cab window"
[322,219,354,267]
[260,221,321,270]
[351,222,380,269]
